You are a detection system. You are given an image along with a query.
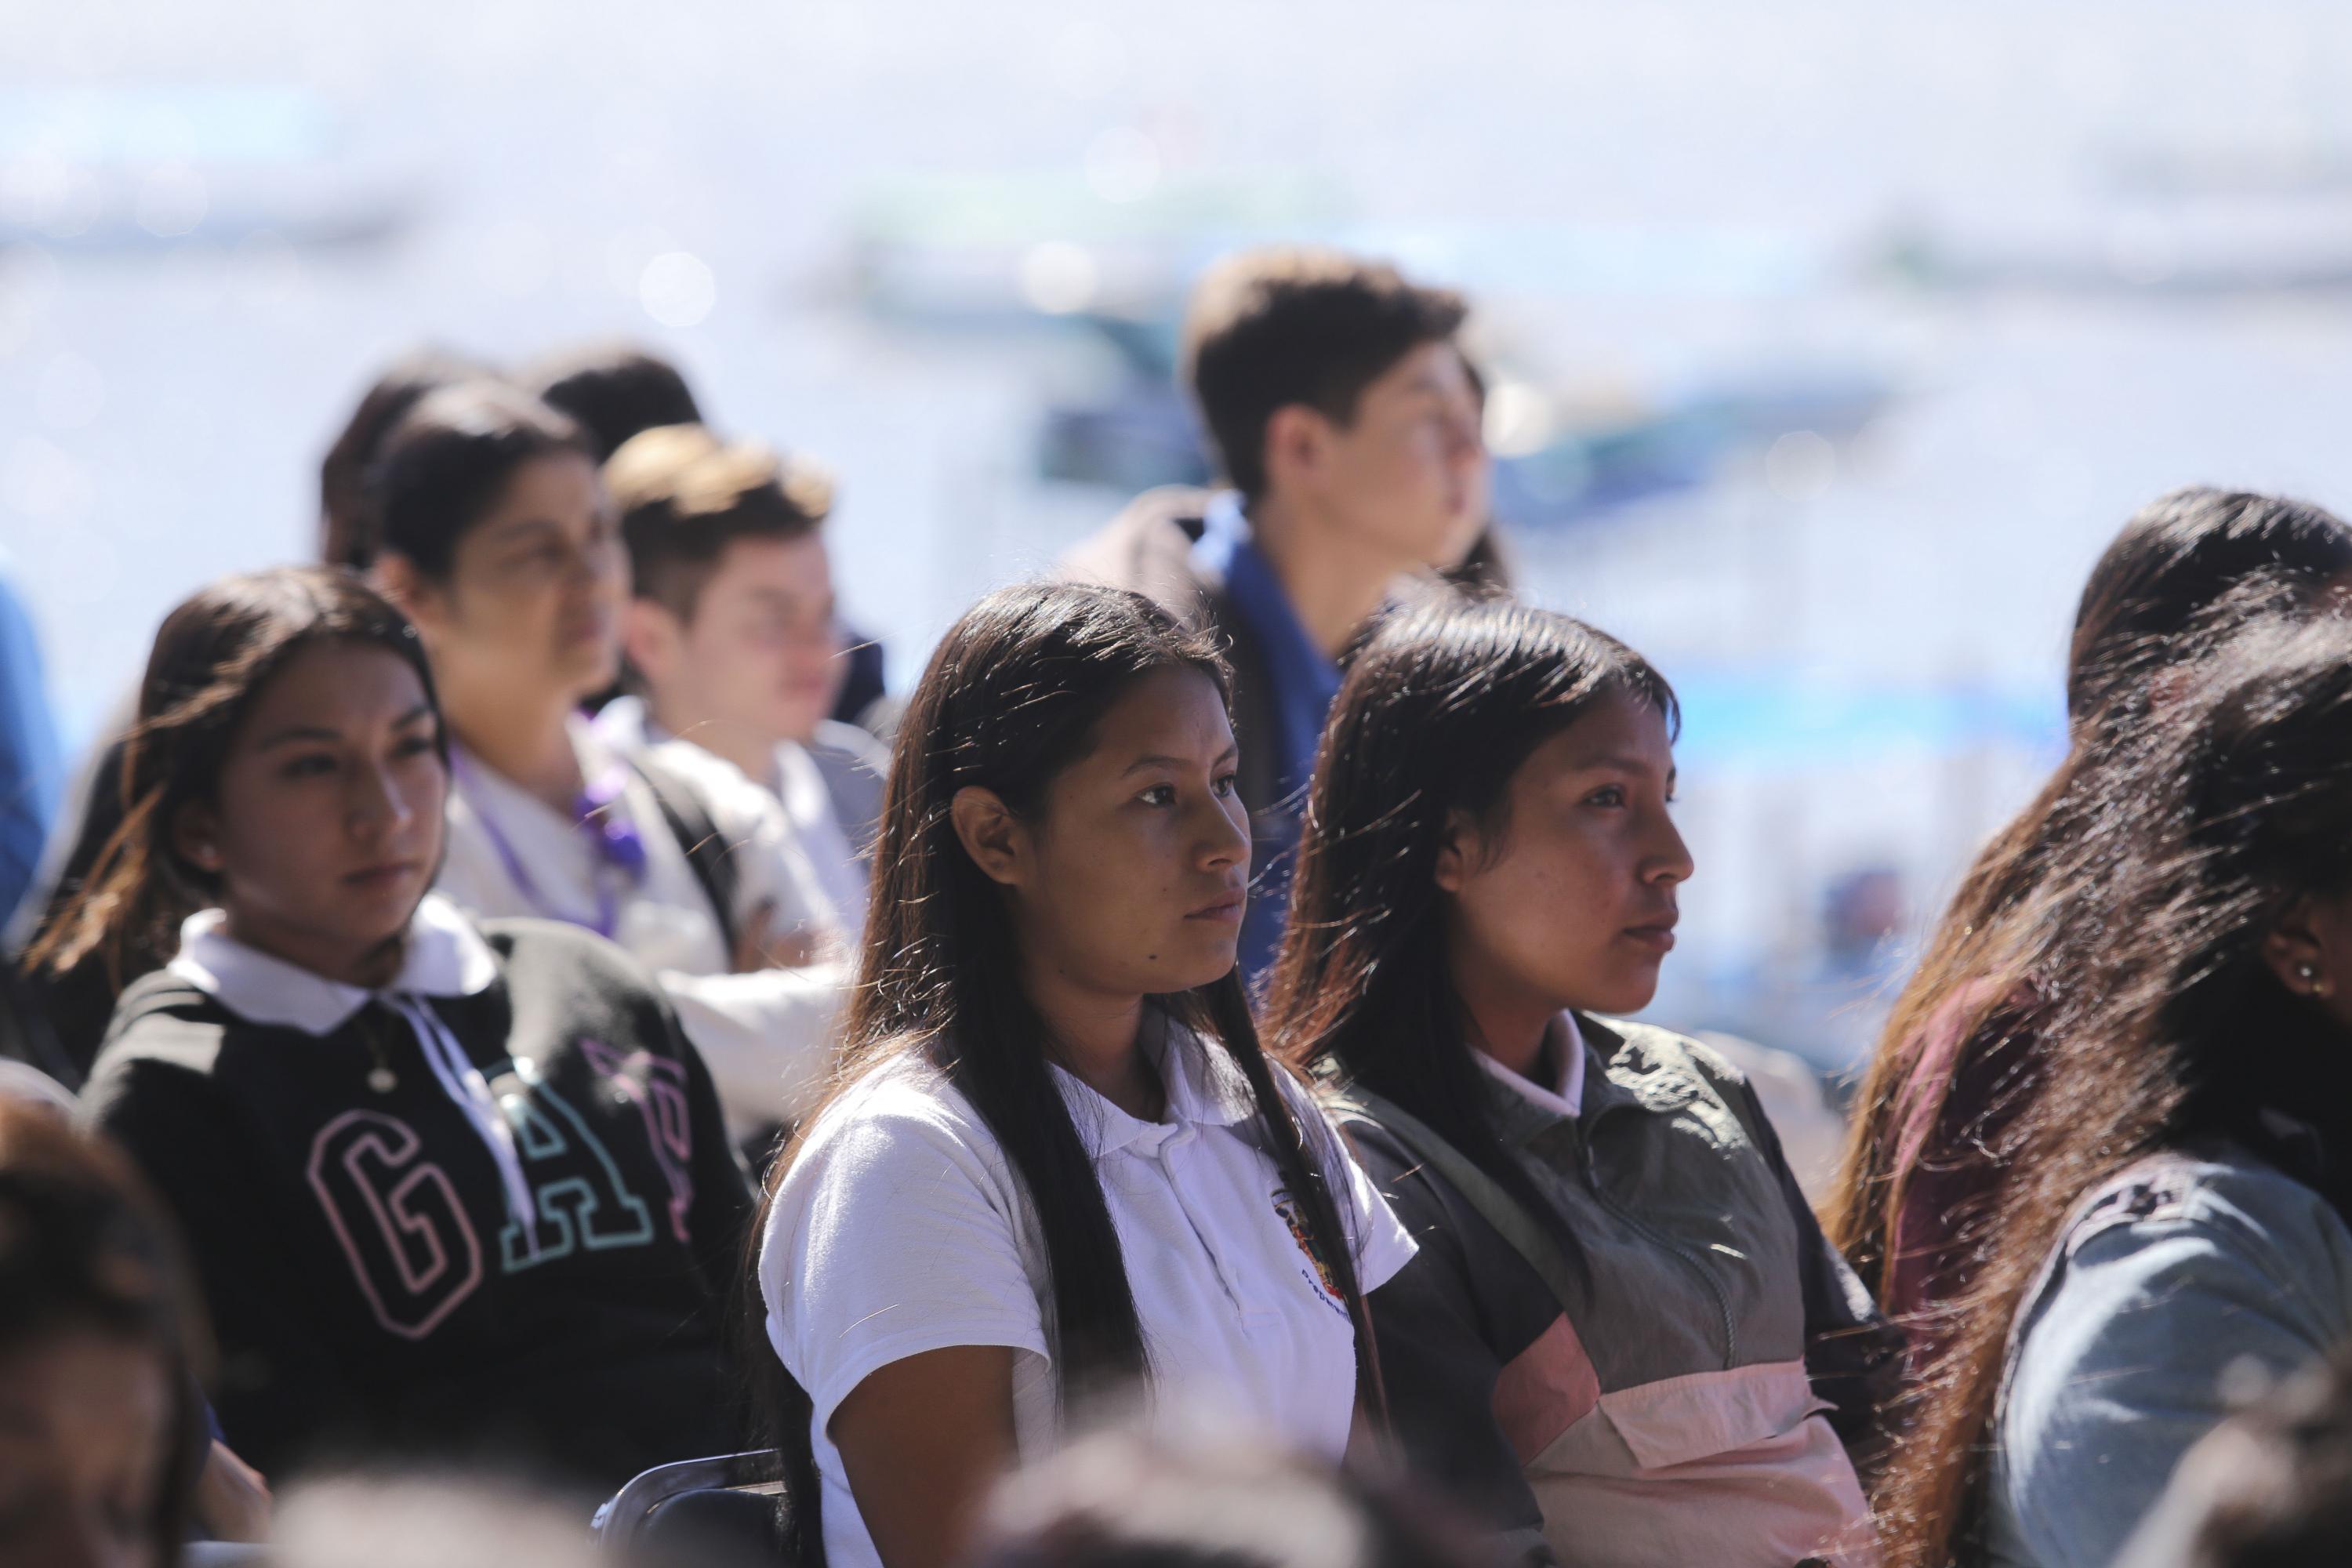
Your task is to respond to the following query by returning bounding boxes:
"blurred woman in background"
[365,381,847,1145]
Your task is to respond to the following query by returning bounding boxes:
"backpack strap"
[622,753,741,957]
[1329,1087,1581,1315]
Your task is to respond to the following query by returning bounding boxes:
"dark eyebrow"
[255,724,343,750]
[481,515,564,546]
[1568,751,1673,779]
[256,704,434,750]
[1120,745,1240,778]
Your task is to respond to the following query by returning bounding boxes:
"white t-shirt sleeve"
[1274,1073,1417,1293]
[760,1075,1051,1438]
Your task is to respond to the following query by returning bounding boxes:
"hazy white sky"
[10,1,2352,1005]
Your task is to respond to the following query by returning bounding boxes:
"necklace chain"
[354,1004,399,1094]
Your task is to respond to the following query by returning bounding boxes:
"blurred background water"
[10,0,2352,1071]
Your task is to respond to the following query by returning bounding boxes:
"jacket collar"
[1487,1013,1704,1144]
[1472,1011,1589,1118]
[166,894,499,1036]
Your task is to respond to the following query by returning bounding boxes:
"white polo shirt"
[758,1015,1416,1568]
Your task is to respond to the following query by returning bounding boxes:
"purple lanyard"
[452,746,648,941]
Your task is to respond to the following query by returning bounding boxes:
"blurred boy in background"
[599,423,884,932]
[1064,248,1490,983]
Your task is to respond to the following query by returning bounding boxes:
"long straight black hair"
[750,582,1380,1566]
[1265,592,1678,1246]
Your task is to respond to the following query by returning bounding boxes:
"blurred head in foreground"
[269,1474,603,1568]
[0,1100,205,1568]
[2115,1352,2352,1568]
[968,1423,1488,1568]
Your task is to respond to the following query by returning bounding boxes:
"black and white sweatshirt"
[80,895,756,1490]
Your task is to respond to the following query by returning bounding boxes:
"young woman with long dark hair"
[1871,613,2352,1567]
[754,583,1412,1568]
[1268,593,1896,1568]
[59,567,752,1488]
[364,381,848,1145]
[1827,488,2352,1351]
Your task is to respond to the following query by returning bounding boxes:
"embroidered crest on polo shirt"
[1272,1183,1347,1316]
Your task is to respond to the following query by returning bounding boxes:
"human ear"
[950,786,1029,888]
[1432,806,1479,895]
[622,598,683,687]
[371,554,445,636]
[1261,405,1330,499]
[2262,893,2335,1000]
[172,799,227,876]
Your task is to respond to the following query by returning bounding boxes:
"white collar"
[166,893,500,1036]
[590,693,656,754]
[1053,1013,1259,1158]
[455,714,616,829]
[1474,1012,1589,1120]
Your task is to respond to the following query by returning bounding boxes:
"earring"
[2299,962,2332,999]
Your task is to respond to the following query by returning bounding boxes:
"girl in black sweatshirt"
[51,567,754,1491]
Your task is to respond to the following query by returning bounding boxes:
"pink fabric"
[1493,1312,1601,1462]
[1529,1361,1877,1566]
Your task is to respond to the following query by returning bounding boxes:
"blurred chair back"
[185,1544,270,1566]
[594,1448,789,1566]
